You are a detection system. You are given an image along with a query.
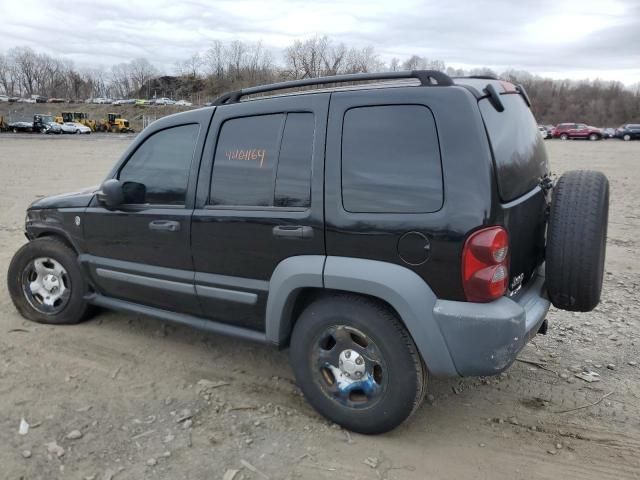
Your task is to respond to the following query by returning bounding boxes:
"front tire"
[623,134,631,141]
[589,133,600,141]
[560,133,569,140]
[7,237,93,324]
[289,294,426,434]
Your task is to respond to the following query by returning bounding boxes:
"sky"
[1,0,639,84]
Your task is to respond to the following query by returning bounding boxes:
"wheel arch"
[33,229,79,254]
[265,256,459,377]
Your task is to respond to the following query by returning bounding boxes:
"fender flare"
[265,255,459,377]
[265,255,325,347]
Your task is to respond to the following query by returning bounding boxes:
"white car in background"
[154,97,176,105]
[60,122,91,134]
[538,125,552,139]
[175,99,193,106]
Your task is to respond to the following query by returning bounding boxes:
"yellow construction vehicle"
[55,112,97,131]
[97,113,134,133]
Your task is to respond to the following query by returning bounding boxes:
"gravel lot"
[1,134,639,480]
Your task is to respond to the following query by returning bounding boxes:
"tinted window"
[118,124,199,205]
[480,93,549,202]
[210,113,314,208]
[275,113,314,207]
[211,114,284,207]
[341,105,443,213]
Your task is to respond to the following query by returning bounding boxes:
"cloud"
[0,0,638,83]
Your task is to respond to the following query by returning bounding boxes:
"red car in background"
[552,123,603,140]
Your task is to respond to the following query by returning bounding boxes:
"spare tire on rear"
[546,170,609,312]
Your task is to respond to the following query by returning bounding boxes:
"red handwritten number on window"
[225,149,266,168]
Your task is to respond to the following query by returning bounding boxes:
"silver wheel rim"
[624,135,630,141]
[22,257,71,314]
[311,326,386,409]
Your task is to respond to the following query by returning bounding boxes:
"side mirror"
[97,179,124,209]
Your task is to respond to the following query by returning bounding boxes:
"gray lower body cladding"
[433,270,549,376]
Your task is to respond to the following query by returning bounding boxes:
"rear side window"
[480,94,549,202]
[118,124,199,205]
[210,113,314,208]
[341,105,443,213]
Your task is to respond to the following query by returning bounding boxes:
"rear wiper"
[483,84,504,112]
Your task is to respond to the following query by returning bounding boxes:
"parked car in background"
[552,123,603,140]
[538,125,552,139]
[175,99,193,106]
[0,95,9,102]
[615,124,640,141]
[42,122,62,134]
[154,97,176,105]
[113,99,136,105]
[601,128,615,139]
[47,98,66,103]
[31,95,48,103]
[18,98,36,103]
[135,99,151,106]
[7,121,34,132]
[60,122,91,134]
[33,114,62,134]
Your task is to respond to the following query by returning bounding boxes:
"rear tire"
[546,170,609,312]
[560,133,569,140]
[289,294,426,434]
[623,134,631,141]
[589,133,600,141]
[7,237,94,324]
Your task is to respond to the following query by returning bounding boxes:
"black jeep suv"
[7,71,609,434]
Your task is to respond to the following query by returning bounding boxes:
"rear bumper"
[433,267,550,376]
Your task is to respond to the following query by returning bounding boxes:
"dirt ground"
[0,134,638,480]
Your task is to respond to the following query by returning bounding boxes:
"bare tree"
[0,40,637,126]
[128,58,157,93]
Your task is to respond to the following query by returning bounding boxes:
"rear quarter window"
[341,105,443,213]
[479,93,549,202]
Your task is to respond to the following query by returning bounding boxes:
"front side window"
[341,105,443,213]
[118,124,199,205]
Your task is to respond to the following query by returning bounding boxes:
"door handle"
[149,220,181,232]
[272,225,313,239]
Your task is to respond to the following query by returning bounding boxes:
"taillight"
[462,226,510,302]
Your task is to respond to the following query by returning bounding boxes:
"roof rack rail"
[212,70,453,105]
[454,75,499,80]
